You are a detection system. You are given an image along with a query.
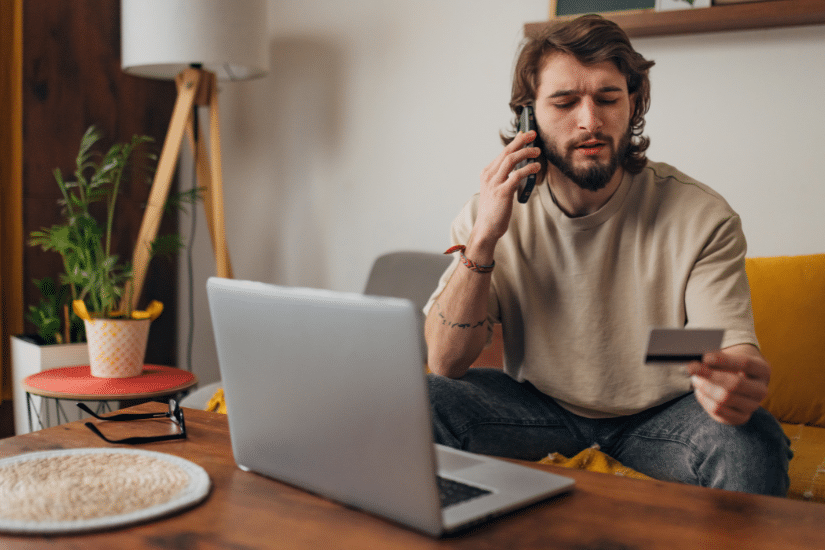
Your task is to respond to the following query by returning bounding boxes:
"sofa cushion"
[746,254,825,428]
[782,423,825,502]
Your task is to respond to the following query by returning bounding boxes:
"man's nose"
[577,98,603,133]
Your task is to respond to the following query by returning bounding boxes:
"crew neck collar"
[538,170,633,232]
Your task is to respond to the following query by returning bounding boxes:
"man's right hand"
[424,133,540,378]
[474,130,542,249]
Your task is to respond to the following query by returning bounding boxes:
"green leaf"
[151,234,185,258]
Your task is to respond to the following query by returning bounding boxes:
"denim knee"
[427,371,508,448]
[619,397,792,496]
[678,407,792,496]
[426,370,582,460]
[706,407,792,496]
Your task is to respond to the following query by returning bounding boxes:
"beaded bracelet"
[444,245,495,274]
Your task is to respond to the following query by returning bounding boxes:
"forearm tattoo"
[433,302,487,330]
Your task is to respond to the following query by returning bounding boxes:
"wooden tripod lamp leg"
[182,72,233,279]
[206,71,233,279]
[123,68,201,312]
[125,67,233,311]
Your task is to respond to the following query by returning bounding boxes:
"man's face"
[534,52,633,192]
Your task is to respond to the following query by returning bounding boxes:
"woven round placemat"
[0,448,210,534]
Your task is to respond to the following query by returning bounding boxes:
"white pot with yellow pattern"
[74,300,163,378]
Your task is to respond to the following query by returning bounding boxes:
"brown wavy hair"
[503,14,655,175]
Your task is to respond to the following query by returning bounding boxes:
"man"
[423,14,791,495]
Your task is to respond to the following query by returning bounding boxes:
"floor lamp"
[120,0,269,311]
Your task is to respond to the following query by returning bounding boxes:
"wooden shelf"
[525,0,825,38]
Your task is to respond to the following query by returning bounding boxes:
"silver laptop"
[206,277,574,537]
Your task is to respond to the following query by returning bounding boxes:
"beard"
[540,127,632,192]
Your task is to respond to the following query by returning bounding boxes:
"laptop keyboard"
[437,476,492,508]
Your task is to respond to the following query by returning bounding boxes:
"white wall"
[179,1,825,385]
[635,25,825,257]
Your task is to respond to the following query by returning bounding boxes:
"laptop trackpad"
[437,447,486,474]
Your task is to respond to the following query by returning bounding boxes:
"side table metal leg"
[99,401,113,414]
[26,392,33,433]
[26,392,45,432]
[54,399,70,426]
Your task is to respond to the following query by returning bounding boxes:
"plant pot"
[84,318,150,378]
[10,335,89,435]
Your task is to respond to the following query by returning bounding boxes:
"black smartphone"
[515,105,538,203]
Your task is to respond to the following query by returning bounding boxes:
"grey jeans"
[428,368,792,496]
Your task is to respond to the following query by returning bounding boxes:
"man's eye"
[597,98,619,105]
[554,102,575,109]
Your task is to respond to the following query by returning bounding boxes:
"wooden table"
[0,403,823,549]
[21,365,197,431]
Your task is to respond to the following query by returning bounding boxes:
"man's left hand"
[687,344,770,426]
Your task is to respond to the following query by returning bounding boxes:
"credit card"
[645,328,724,363]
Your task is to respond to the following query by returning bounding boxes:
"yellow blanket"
[206,388,227,414]
[539,445,652,480]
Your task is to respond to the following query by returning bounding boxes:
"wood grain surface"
[0,403,823,549]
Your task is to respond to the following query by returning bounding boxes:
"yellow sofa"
[746,254,825,502]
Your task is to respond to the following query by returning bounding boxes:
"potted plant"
[25,126,194,378]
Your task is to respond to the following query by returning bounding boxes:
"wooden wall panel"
[22,0,178,366]
[1,0,25,431]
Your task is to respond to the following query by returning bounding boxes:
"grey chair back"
[363,251,452,327]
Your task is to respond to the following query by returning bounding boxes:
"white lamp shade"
[121,0,269,81]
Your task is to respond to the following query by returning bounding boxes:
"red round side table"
[22,365,198,432]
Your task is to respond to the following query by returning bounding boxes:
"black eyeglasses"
[77,399,186,444]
